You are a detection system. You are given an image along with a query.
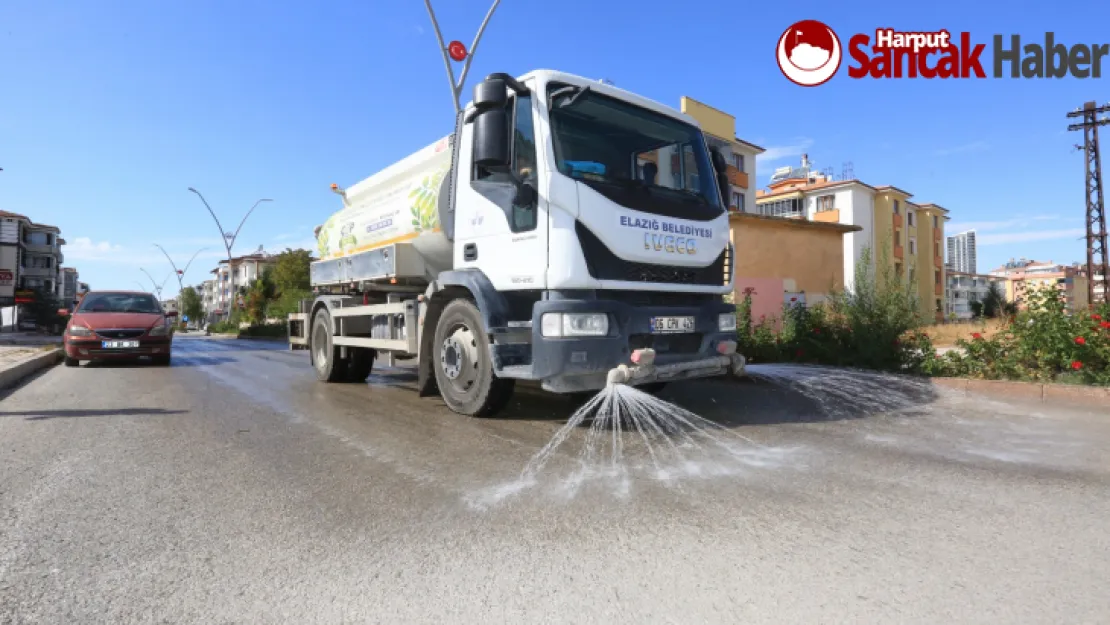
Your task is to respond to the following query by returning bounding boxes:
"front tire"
[153,354,171,367]
[311,309,347,382]
[64,355,79,367]
[432,298,514,417]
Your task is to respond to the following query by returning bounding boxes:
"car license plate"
[649,316,695,334]
[102,340,139,349]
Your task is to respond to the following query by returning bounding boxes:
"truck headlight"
[541,313,609,337]
[718,312,737,332]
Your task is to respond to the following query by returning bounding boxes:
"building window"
[737,192,745,211]
[893,199,900,214]
[935,270,941,284]
[907,211,915,226]
[933,215,939,228]
[895,262,903,277]
[909,238,916,255]
[732,153,744,171]
[894,231,901,246]
[816,195,835,212]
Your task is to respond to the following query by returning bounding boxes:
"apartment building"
[1,210,67,329]
[990,258,1089,312]
[207,250,277,319]
[945,271,998,320]
[755,157,949,321]
[676,97,764,213]
[946,230,977,274]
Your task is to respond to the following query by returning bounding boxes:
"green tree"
[179,286,203,322]
[245,267,276,324]
[24,287,65,334]
[981,281,1006,318]
[272,248,312,293]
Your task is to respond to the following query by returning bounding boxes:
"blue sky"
[0,0,1104,296]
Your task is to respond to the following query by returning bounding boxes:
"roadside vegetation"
[734,247,1110,387]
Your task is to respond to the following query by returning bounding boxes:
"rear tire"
[344,347,375,383]
[311,309,347,382]
[64,355,78,367]
[432,298,514,417]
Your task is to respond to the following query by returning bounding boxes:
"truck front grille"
[575,221,727,286]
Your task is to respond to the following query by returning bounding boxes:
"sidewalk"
[0,332,63,347]
[0,344,62,390]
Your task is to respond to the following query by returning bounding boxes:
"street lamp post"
[187,188,272,318]
[423,0,502,114]
[153,244,208,295]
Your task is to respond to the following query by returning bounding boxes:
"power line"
[1067,101,1110,307]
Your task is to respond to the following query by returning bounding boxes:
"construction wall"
[729,213,858,327]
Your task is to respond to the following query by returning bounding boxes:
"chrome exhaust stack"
[605,342,748,388]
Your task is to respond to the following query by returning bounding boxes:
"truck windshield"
[547,83,723,221]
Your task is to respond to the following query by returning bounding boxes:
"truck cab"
[292,70,743,417]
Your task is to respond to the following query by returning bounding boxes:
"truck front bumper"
[494,297,742,393]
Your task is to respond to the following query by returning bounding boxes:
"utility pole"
[1067,101,1110,307]
[423,0,502,114]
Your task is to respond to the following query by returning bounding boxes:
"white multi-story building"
[945,271,995,320]
[1,209,66,329]
[946,230,977,274]
[207,250,277,320]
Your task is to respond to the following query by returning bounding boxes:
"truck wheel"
[311,309,347,382]
[345,347,375,383]
[433,298,514,417]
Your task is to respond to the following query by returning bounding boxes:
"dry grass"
[924,318,1009,347]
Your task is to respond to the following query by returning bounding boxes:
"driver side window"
[511,94,537,232]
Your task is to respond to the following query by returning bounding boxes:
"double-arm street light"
[153,244,208,296]
[187,188,272,315]
[139,268,171,300]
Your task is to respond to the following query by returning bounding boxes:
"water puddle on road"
[466,384,805,510]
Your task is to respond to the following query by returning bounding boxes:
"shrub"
[926,287,1110,385]
[239,322,287,338]
[207,320,238,334]
[734,247,927,373]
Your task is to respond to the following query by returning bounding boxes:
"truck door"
[453,81,548,292]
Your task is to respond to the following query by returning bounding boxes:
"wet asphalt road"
[1,335,1109,624]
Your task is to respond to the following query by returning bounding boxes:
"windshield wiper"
[551,85,591,109]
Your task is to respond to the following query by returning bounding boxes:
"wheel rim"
[313,322,329,373]
[440,323,479,395]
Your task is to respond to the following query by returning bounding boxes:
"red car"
[61,290,176,367]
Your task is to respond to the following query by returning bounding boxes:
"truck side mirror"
[472,78,510,169]
[709,147,730,210]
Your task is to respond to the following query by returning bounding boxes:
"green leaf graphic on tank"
[408,171,445,233]
[338,221,358,250]
[318,215,336,256]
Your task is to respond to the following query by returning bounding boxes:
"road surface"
[2,335,1108,624]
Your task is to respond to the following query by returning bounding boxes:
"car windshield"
[547,83,723,221]
[78,293,163,314]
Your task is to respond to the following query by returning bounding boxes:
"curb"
[932,377,1110,407]
[0,348,63,390]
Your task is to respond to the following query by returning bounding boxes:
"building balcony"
[725,166,749,189]
[814,209,840,223]
[22,242,58,255]
[935,282,943,296]
[19,266,57,278]
[893,213,903,228]
[933,254,943,268]
[894,245,904,260]
[933,228,942,241]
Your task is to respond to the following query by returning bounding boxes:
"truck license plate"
[102,340,139,349]
[649,316,695,334]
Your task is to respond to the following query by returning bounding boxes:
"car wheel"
[64,355,79,367]
[153,354,171,366]
[432,298,514,417]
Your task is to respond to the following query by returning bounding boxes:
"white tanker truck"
[288,70,746,417]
